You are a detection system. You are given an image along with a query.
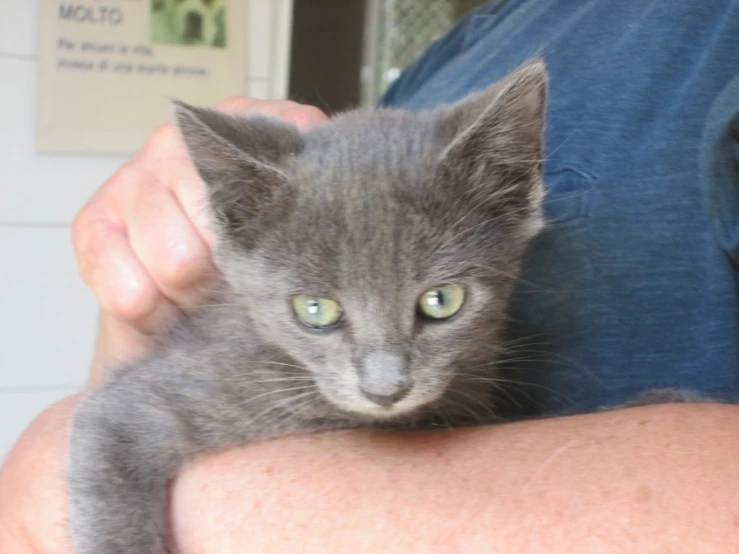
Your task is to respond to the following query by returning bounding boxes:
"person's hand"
[0,99,328,553]
[72,98,328,385]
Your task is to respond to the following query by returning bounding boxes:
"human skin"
[2,396,739,553]
[74,97,329,387]
[1,97,739,553]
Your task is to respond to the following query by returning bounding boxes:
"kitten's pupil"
[428,291,444,307]
[418,285,466,319]
[292,295,343,328]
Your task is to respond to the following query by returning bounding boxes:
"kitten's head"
[175,60,547,421]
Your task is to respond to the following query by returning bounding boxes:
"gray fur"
[68,59,548,553]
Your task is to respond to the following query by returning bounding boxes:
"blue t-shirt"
[382,0,739,415]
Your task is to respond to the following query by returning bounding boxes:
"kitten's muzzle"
[360,382,412,407]
[358,350,413,408]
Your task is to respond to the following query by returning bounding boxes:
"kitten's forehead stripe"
[219,70,545,350]
[291,111,439,297]
[269,107,533,307]
[303,110,441,195]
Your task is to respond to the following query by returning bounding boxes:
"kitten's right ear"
[173,101,303,234]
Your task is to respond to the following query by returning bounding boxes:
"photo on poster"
[150,0,227,48]
[38,0,247,153]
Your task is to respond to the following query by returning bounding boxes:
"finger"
[123,181,216,310]
[166,98,326,248]
[166,148,218,249]
[74,215,180,334]
[134,124,217,249]
[215,97,328,130]
[282,104,329,131]
[215,96,299,116]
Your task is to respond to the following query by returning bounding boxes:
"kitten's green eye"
[418,284,466,320]
[292,295,343,329]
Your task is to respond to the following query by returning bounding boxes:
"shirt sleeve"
[703,74,739,267]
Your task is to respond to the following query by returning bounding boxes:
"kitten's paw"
[68,386,183,554]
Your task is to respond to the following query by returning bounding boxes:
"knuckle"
[72,212,105,282]
[147,123,178,151]
[105,278,160,328]
[74,229,109,287]
[72,164,133,246]
[103,163,135,195]
[71,205,92,248]
[283,104,328,130]
[154,240,211,290]
[291,104,326,121]
[216,95,258,113]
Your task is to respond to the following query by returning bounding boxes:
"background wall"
[0,0,294,461]
[289,0,365,113]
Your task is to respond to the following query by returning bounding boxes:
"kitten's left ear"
[437,58,548,216]
[173,101,303,237]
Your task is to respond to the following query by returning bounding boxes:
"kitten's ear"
[173,101,303,235]
[438,58,548,215]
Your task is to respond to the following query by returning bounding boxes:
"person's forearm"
[3,396,739,553]
[172,403,739,553]
[0,394,81,554]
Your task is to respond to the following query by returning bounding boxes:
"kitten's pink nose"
[359,350,413,407]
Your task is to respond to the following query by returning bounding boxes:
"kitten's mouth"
[342,403,418,420]
[329,387,445,421]
[316,364,455,421]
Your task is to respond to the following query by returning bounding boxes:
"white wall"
[0,0,294,461]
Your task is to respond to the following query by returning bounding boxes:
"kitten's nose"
[359,350,413,407]
[360,385,412,407]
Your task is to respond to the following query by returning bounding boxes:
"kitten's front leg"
[68,367,341,554]
[68,379,194,554]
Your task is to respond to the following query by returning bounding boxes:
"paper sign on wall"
[38,0,248,154]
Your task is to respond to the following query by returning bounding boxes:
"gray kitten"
[68,59,548,553]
